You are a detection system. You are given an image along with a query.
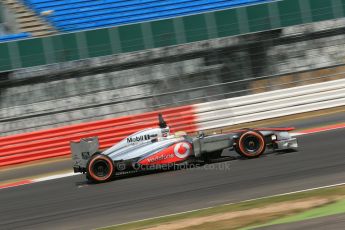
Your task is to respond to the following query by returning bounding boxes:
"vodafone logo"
[174,142,190,159]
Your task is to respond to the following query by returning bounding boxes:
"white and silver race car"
[71,114,298,182]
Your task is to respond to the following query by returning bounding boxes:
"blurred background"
[1,0,345,137]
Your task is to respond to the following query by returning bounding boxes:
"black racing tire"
[86,154,115,183]
[235,130,266,159]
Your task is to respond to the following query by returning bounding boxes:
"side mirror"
[198,131,205,139]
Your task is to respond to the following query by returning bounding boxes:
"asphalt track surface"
[1,115,345,230]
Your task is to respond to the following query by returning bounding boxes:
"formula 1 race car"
[71,115,298,182]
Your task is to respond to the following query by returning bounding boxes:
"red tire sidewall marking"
[88,155,114,181]
[238,131,265,157]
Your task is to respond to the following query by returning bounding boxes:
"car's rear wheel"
[235,130,266,158]
[86,155,114,183]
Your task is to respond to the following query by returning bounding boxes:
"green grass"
[98,185,345,230]
[244,198,345,229]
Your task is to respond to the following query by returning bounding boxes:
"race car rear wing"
[70,137,99,173]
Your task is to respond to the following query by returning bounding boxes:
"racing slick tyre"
[86,154,115,183]
[235,130,266,159]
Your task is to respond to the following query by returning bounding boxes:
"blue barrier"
[0,33,31,42]
[22,0,274,32]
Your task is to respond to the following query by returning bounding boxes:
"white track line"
[0,171,75,190]
[33,172,75,183]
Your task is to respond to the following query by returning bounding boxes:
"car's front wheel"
[86,154,115,183]
[235,130,266,158]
